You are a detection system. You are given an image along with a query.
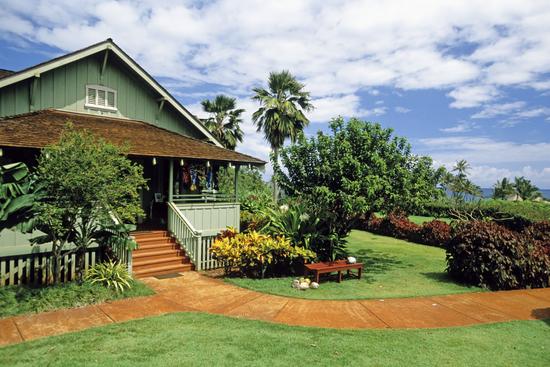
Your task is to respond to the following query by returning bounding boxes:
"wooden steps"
[131,230,194,278]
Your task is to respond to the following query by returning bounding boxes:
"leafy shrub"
[240,209,269,232]
[259,202,321,251]
[523,221,550,255]
[368,211,421,240]
[210,231,315,278]
[84,260,133,292]
[446,221,550,290]
[416,220,452,248]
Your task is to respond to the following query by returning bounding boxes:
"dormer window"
[85,85,117,111]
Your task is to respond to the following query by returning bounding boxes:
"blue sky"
[1,0,550,187]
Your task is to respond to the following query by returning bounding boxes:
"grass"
[0,280,153,318]
[0,312,548,366]
[225,230,480,300]
[408,215,452,225]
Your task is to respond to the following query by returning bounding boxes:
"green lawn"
[1,312,548,366]
[408,215,452,225]
[225,230,480,300]
[0,280,153,318]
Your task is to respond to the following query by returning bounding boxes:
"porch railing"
[167,202,220,271]
[172,191,236,204]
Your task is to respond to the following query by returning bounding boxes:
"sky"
[1,0,550,188]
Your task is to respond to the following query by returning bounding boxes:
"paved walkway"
[1,272,550,347]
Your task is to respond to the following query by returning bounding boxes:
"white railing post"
[196,232,203,271]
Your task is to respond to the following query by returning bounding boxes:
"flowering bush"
[210,230,316,278]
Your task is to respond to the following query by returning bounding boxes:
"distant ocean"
[476,188,550,200]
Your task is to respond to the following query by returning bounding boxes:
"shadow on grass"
[531,308,550,326]
[420,271,475,288]
[352,248,405,283]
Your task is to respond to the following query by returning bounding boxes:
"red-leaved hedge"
[446,221,550,290]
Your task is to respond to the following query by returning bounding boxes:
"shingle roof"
[0,69,14,79]
[0,109,266,165]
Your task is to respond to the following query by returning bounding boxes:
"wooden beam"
[29,75,40,112]
[156,99,166,123]
[100,49,110,81]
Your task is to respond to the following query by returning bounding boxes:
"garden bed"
[0,280,154,318]
[223,230,481,300]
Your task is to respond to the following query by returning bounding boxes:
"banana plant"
[0,162,43,232]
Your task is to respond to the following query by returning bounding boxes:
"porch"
[131,157,247,276]
[0,109,265,285]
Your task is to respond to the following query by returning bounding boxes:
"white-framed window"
[85,84,117,111]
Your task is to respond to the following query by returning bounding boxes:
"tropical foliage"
[0,162,42,232]
[441,159,481,202]
[252,70,313,200]
[201,95,245,150]
[513,176,542,201]
[492,176,542,201]
[216,165,272,208]
[32,124,146,283]
[84,260,133,292]
[211,230,315,278]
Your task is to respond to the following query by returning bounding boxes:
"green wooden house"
[0,39,265,284]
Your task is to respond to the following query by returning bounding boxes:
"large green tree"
[201,95,245,150]
[34,124,146,283]
[273,117,444,259]
[252,70,313,200]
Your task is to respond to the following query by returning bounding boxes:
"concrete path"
[1,272,550,347]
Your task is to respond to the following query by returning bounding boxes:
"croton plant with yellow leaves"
[211,228,316,278]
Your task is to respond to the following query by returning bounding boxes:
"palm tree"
[201,95,244,150]
[493,178,515,200]
[252,70,313,200]
[447,159,481,201]
[452,159,470,180]
[513,176,541,201]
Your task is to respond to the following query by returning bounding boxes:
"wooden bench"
[305,260,363,283]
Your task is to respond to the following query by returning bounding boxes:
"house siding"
[0,52,204,139]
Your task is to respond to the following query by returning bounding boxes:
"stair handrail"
[167,202,203,270]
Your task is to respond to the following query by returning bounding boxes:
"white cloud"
[471,101,526,119]
[394,106,411,113]
[2,0,550,103]
[418,136,550,165]
[439,122,477,133]
[417,136,550,187]
[448,85,499,108]
[308,94,386,123]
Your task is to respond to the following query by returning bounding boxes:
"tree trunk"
[51,243,62,285]
[272,147,279,203]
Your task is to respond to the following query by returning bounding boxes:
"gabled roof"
[0,109,266,165]
[0,39,223,148]
[0,69,14,79]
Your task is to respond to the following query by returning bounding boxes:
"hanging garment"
[190,168,198,192]
[182,165,191,186]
